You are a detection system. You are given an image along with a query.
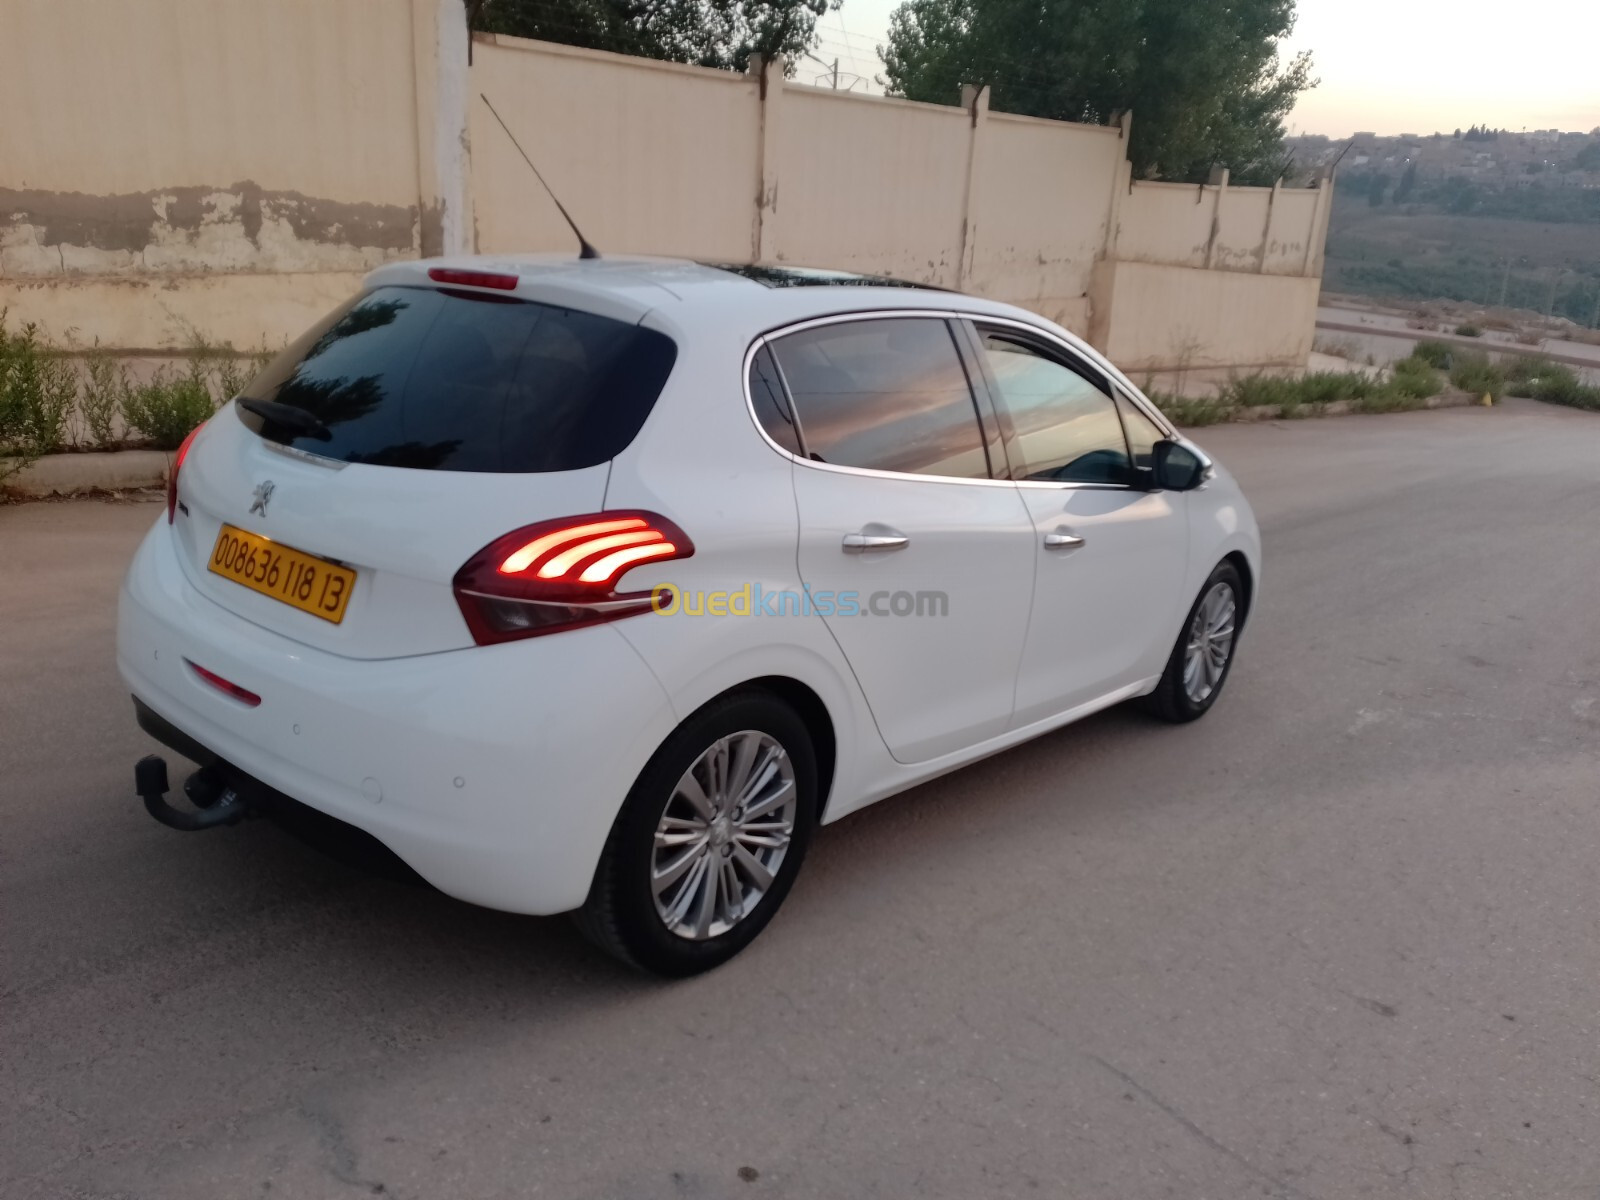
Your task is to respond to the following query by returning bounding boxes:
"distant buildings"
[1288,127,1600,192]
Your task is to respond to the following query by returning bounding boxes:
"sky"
[807,0,1600,137]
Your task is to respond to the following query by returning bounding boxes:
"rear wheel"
[574,692,817,975]
[1143,561,1243,723]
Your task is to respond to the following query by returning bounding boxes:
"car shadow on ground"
[186,698,1177,998]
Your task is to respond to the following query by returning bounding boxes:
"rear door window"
[767,317,992,480]
[237,285,676,472]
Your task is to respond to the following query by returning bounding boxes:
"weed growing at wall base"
[122,363,217,451]
[0,321,278,473]
[0,313,77,459]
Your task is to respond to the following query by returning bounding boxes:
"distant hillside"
[1289,129,1600,326]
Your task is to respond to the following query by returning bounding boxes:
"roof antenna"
[479,93,600,260]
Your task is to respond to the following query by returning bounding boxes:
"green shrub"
[1411,340,1454,369]
[188,334,271,404]
[1221,374,1301,408]
[1524,364,1600,411]
[1502,355,1543,385]
[1150,393,1228,426]
[1350,388,1427,414]
[1454,323,1483,338]
[1296,370,1382,405]
[122,362,217,450]
[1390,355,1444,399]
[79,342,129,449]
[1448,351,1506,399]
[0,315,77,454]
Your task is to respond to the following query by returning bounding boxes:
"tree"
[1368,172,1390,207]
[1441,177,1479,214]
[1395,161,1417,202]
[471,0,838,74]
[880,0,1315,183]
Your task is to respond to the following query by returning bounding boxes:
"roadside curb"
[6,450,170,498]
[1170,389,1483,427]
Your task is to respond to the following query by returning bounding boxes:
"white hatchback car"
[119,255,1260,974]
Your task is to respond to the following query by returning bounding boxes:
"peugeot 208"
[118,256,1260,975]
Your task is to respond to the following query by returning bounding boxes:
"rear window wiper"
[237,397,332,441]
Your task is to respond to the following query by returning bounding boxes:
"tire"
[574,690,818,976]
[1142,561,1244,724]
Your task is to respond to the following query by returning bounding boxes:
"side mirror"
[1151,439,1210,491]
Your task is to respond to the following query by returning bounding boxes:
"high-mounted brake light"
[427,267,518,291]
[166,421,206,524]
[453,511,694,645]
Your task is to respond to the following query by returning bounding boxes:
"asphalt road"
[5,398,1600,1200]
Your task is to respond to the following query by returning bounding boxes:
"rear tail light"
[453,511,694,645]
[166,421,206,524]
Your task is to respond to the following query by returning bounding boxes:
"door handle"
[1043,530,1085,551]
[842,531,910,553]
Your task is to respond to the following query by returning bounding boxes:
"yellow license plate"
[208,524,356,624]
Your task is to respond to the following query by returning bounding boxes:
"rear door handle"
[843,530,910,553]
[1043,530,1085,551]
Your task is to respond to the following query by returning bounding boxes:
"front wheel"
[1143,561,1244,723]
[574,692,818,976]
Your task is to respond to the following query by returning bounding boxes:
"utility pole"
[1546,268,1562,320]
[1498,257,1510,307]
[1591,285,1600,330]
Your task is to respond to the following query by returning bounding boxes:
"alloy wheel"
[651,730,797,940]
[1183,581,1237,704]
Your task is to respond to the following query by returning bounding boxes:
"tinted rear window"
[237,286,676,472]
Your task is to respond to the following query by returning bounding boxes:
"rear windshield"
[237,285,677,472]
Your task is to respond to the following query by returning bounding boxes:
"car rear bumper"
[116,520,678,915]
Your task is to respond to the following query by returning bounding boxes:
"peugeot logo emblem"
[250,481,275,517]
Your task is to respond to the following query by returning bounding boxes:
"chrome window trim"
[740,309,1133,493]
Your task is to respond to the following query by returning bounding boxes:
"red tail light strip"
[453,511,694,645]
[536,529,666,579]
[498,517,648,574]
[578,541,680,583]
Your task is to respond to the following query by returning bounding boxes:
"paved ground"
[5,399,1600,1200]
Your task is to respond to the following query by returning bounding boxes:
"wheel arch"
[1221,550,1255,628]
[680,675,838,822]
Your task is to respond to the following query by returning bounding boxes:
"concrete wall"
[966,111,1128,332]
[1089,261,1323,373]
[0,0,468,349]
[470,38,759,262]
[772,89,971,285]
[0,9,1331,374]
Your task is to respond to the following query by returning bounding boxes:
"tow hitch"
[135,755,250,831]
